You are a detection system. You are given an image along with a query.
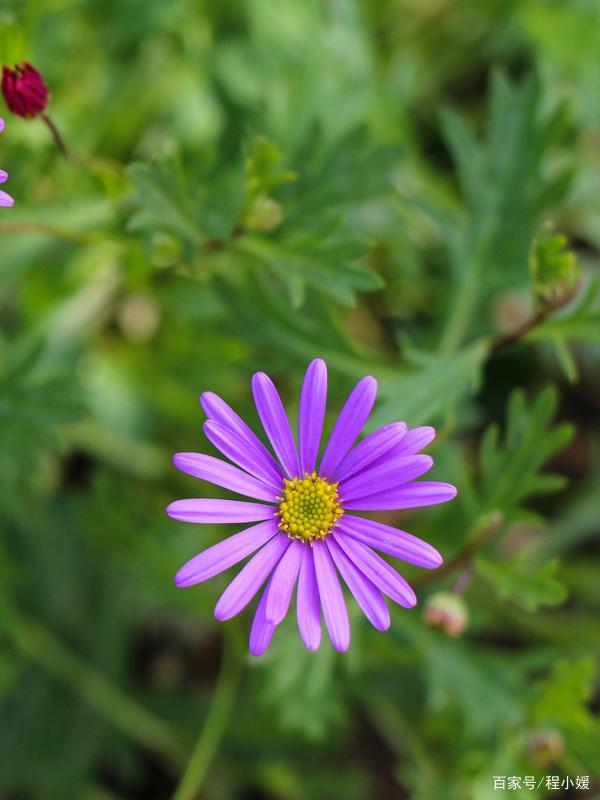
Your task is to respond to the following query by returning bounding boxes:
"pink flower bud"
[2,62,49,118]
[423,592,468,637]
[527,730,564,768]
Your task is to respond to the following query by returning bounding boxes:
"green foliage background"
[0,1,599,798]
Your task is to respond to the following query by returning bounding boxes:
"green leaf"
[237,233,381,307]
[526,277,600,345]
[281,125,399,229]
[253,616,347,741]
[126,161,203,245]
[371,339,488,427]
[476,557,568,612]
[421,635,522,735]
[434,73,573,352]
[531,658,597,731]
[0,332,83,509]
[478,385,574,518]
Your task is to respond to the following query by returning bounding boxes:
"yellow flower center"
[277,472,343,543]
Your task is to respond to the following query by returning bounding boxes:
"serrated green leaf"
[253,616,347,741]
[526,278,600,345]
[434,73,573,352]
[531,658,596,731]
[371,339,488,427]
[476,557,568,612]
[0,331,84,509]
[421,636,522,735]
[126,161,202,245]
[478,385,575,517]
[237,233,380,307]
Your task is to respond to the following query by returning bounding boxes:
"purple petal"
[298,358,327,474]
[0,170,8,183]
[339,455,433,502]
[343,481,457,511]
[174,519,279,587]
[333,422,407,482]
[204,420,283,490]
[396,426,436,455]
[264,539,303,624]
[319,376,378,479]
[249,579,277,657]
[201,391,283,477]
[296,546,321,651]
[0,190,14,207]
[166,498,275,524]
[0,119,4,133]
[338,515,442,569]
[252,372,301,478]
[342,425,437,477]
[332,533,416,608]
[214,533,290,620]
[327,538,390,631]
[313,539,350,652]
[173,452,277,502]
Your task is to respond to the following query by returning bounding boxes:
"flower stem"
[11,611,188,767]
[40,114,123,179]
[41,113,72,160]
[490,279,581,352]
[0,220,110,243]
[172,627,242,800]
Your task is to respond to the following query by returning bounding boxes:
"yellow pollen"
[276,472,343,543]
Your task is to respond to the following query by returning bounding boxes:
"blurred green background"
[0,1,599,798]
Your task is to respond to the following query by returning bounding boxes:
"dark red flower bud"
[2,62,49,118]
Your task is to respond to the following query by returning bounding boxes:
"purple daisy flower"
[0,118,14,207]
[167,359,457,655]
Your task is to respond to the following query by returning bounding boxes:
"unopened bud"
[527,730,564,768]
[2,62,49,118]
[244,196,283,232]
[423,592,468,637]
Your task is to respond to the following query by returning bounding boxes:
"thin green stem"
[0,221,107,244]
[10,611,188,767]
[42,113,72,160]
[40,114,124,180]
[172,628,242,800]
